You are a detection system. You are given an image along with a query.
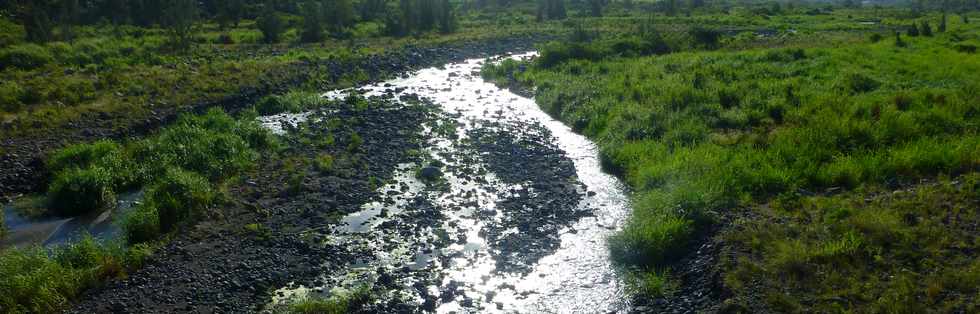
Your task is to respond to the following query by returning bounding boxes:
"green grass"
[142,169,215,233]
[256,90,329,115]
[482,9,980,310]
[288,286,372,314]
[0,235,152,314]
[725,174,980,312]
[46,167,116,216]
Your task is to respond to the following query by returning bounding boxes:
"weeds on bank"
[0,235,154,314]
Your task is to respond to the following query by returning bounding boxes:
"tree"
[360,0,387,21]
[399,0,417,34]
[666,0,677,16]
[301,1,324,42]
[540,0,566,20]
[102,0,130,25]
[589,0,603,17]
[257,1,284,43]
[920,21,933,36]
[419,0,436,31]
[59,0,81,42]
[939,12,947,32]
[162,0,198,51]
[690,26,720,49]
[217,0,244,29]
[325,0,356,33]
[907,23,919,36]
[22,1,56,43]
[439,0,456,33]
[689,0,704,10]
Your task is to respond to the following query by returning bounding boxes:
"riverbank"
[480,15,980,312]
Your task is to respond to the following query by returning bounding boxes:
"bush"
[314,154,335,173]
[844,73,880,94]
[609,212,694,267]
[954,44,977,53]
[0,235,128,313]
[689,26,722,49]
[0,44,53,70]
[145,169,214,232]
[121,204,160,244]
[0,81,25,112]
[142,124,255,181]
[870,33,883,43]
[0,248,81,313]
[47,140,137,190]
[255,95,297,115]
[535,42,600,68]
[217,33,235,44]
[289,286,372,314]
[47,167,116,216]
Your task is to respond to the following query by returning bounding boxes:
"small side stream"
[263,53,633,313]
[1,191,143,249]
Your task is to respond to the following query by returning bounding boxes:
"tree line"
[1,0,460,46]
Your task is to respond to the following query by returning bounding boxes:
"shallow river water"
[262,53,633,313]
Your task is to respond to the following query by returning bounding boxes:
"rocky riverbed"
[67,52,636,313]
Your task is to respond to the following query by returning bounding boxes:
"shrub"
[954,44,977,53]
[144,124,255,181]
[870,33,883,43]
[255,95,296,115]
[535,42,600,68]
[919,21,933,37]
[53,235,103,269]
[625,270,671,296]
[844,73,880,94]
[0,236,127,313]
[257,5,285,43]
[121,204,160,244]
[314,154,335,173]
[47,140,137,190]
[145,169,214,232]
[0,81,25,112]
[689,26,721,49]
[289,286,372,314]
[906,24,919,37]
[217,33,234,44]
[0,248,80,313]
[0,44,53,70]
[47,167,116,216]
[609,212,694,267]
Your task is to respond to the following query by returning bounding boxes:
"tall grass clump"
[0,235,150,313]
[255,90,328,115]
[46,140,138,190]
[288,286,372,314]
[144,169,214,233]
[47,167,116,216]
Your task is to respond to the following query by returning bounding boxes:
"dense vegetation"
[483,4,979,313]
